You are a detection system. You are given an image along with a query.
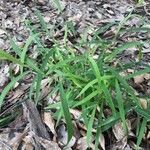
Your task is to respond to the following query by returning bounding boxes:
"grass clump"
[0,9,150,149]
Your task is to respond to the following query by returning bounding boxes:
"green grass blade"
[115,80,127,133]
[101,81,116,116]
[0,71,28,108]
[88,56,101,82]
[115,11,134,36]
[35,9,48,33]
[21,36,33,64]
[64,24,68,46]
[95,103,103,150]
[125,67,150,80]
[123,27,150,33]
[26,58,44,74]
[134,107,150,120]
[34,73,43,103]
[10,38,22,56]
[10,39,43,74]
[106,41,143,61]
[86,106,96,146]
[0,49,24,66]
[59,83,73,143]
[45,102,61,110]
[94,22,116,38]
[76,79,97,98]
[53,0,63,13]
[73,90,99,107]
[29,76,36,100]
[110,68,140,106]
[136,118,147,149]
[20,36,34,73]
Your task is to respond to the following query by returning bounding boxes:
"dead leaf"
[0,133,10,150]
[0,29,6,35]
[99,134,105,150]
[140,98,148,109]
[112,119,131,142]
[8,132,26,150]
[43,112,56,135]
[70,109,81,120]
[0,65,9,88]
[134,75,144,84]
[29,131,61,150]
[22,134,35,150]
[76,137,94,150]
[143,73,150,80]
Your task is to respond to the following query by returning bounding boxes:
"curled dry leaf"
[112,119,131,141]
[0,65,9,88]
[8,132,27,150]
[76,137,94,150]
[109,137,129,150]
[0,28,6,35]
[43,112,56,135]
[0,133,10,150]
[29,131,61,150]
[22,135,34,150]
[99,134,105,150]
[143,73,150,80]
[64,136,76,149]
[70,109,81,120]
[57,124,76,147]
[133,75,144,84]
[140,98,148,109]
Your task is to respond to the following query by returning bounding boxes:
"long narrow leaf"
[73,90,99,107]
[59,83,73,143]
[136,118,147,149]
[115,80,127,133]
[86,106,96,146]
[76,79,97,98]
[0,50,24,66]
[0,71,28,108]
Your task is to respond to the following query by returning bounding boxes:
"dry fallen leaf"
[29,131,61,150]
[143,73,150,80]
[0,65,9,88]
[76,137,94,150]
[0,133,10,150]
[8,132,26,150]
[99,134,105,150]
[22,135,34,150]
[43,112,56,135]
[0,28,6,35]
[140,98,148,109]
[112,119,131,148]
[133,75,144,84]
[70,109,81,120]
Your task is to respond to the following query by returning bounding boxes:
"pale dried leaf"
[70,109,81,120]
[76,137,94,150]
[0,65,9,87]
[140,98,148,109]
[143,73,150,80]
[0,29,6,35]
[99,134,105,150]
[8,132,26,150]
[0,133,10,150]
[112,119,131,141]
[134,75,144,84]
[76,137,88,150]
[22,135,34,150]
[29,131,61,150]
[43,112,56,135]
